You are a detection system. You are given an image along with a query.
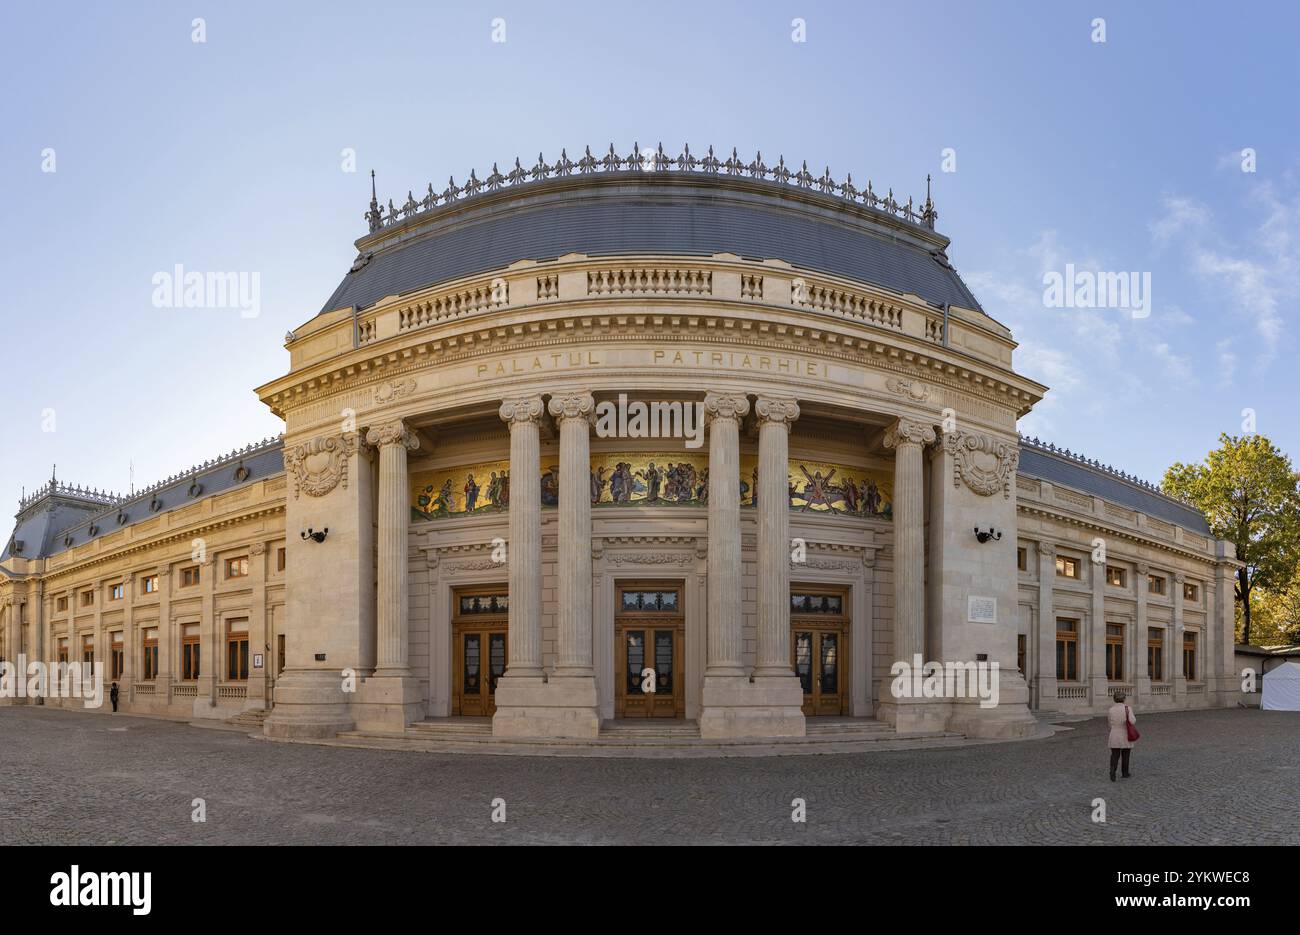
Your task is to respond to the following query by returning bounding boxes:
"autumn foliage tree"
[1163,434,1300,645]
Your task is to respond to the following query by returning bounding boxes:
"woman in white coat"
[1107,690,1137,781]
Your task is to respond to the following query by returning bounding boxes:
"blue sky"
[2,0,1296,510]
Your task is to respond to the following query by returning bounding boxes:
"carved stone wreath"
[943,431,1018,499]
[283,432,360,499]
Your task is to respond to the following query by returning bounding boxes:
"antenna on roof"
[129,460,135,496]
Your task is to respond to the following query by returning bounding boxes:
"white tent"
[1261,660,1300,711]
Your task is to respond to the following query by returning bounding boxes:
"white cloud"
[1149,195,1211,246]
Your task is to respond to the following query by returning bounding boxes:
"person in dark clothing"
[110,681,120,713]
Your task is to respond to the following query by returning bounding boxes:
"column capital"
[547,390,596,426]
[754,395,800,429]
[365,420,420,451]
[1038,541,1056,559]
[1137,563,1150,577]
[499,395,545,426]
[883,417,936,450]
[703,391,750,425]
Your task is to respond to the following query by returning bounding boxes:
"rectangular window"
[1183,631,1198,680]
[1148,627,1164,681]
[1105,623,1125,681]
[225,557,249,579]
[1017,634,1027,676]
[181,566,200,588]
[1055,556,1080,579]
[277,634,286,675]
[1106,566,1126,588]
[277,547,286,572]
[1017,547,1027,572]
[181,624,200,680]
[80,590,94,607]
[82,636,95,668]
[109,583,124,601]
[1148,574,1166,595]
[142,575,159,594]
[110,631,124,680]
[1055,619,1079,681]
[142,627,159,680]
[226,619,249,681]
[57,639,69,665]
[56,596,68,612]
[1183,581,1199,602]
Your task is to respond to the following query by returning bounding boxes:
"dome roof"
[321,149,981,316]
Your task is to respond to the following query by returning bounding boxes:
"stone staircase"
[224,708,270,730]
[332,715,965,758]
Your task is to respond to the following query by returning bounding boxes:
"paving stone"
[1,706,1295,845]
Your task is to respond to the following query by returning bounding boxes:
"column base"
[353,674,425,732]
[944,674,1039,739]
[492,674,601,739]
[698,674,806,739]
[263,669,356,739]
[875,696,951,733]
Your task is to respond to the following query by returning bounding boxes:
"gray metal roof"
[1018,445,1210,536]
[3,439,284,561]
[320,175,982,315]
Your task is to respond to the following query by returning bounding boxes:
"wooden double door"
[452,587,509,717]
[614,582,685,718]
[791,587,849,716]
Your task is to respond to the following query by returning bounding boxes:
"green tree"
[1163,434,1300,645]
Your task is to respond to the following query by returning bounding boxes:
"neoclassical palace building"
[0,145,1241,744]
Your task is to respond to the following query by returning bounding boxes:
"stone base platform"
[267,716,1050,759]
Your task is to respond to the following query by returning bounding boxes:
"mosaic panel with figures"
[412,455,891,518]
[411,460,511,520]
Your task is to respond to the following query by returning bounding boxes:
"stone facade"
[0,164,1241,741]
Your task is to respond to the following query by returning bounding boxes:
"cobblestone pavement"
[1,706,1296,845]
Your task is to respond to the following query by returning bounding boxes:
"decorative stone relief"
[499,396,545,425]
[446,558,507,572]
[365,420,420,451]
[374,377,417,405]
[283,432,360,499]
[547,391,596,425]
[882,417,936,450]
[943,431,1019,499]
[609,553,694,565]
[703,391,750,424]
[754,395,800,428]
[885,377,930,402]
[790,558,861,571]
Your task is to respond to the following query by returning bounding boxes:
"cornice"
[1017,503,1215,565]
[262,305,1041,425]
[39,504,286,586]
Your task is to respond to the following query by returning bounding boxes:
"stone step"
[408,720,493,735]
[224,708,269,727]
[338,722,963,751]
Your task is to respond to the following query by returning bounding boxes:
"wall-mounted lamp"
[973,527,1002,544]
[301,527,329,543]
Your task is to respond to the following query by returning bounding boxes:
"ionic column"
[704,391,749,677]
[753,396,799,676]
[883,418,935,665]
[499,396,545,679]
[548,391,595,677]
[365,420,420,678]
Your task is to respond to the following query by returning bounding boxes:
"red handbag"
[1125,705,1140,742]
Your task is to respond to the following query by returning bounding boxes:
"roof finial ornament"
[922,173,938,229]
[365,169,383,233]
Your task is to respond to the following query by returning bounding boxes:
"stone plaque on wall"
[968,596,997,624]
